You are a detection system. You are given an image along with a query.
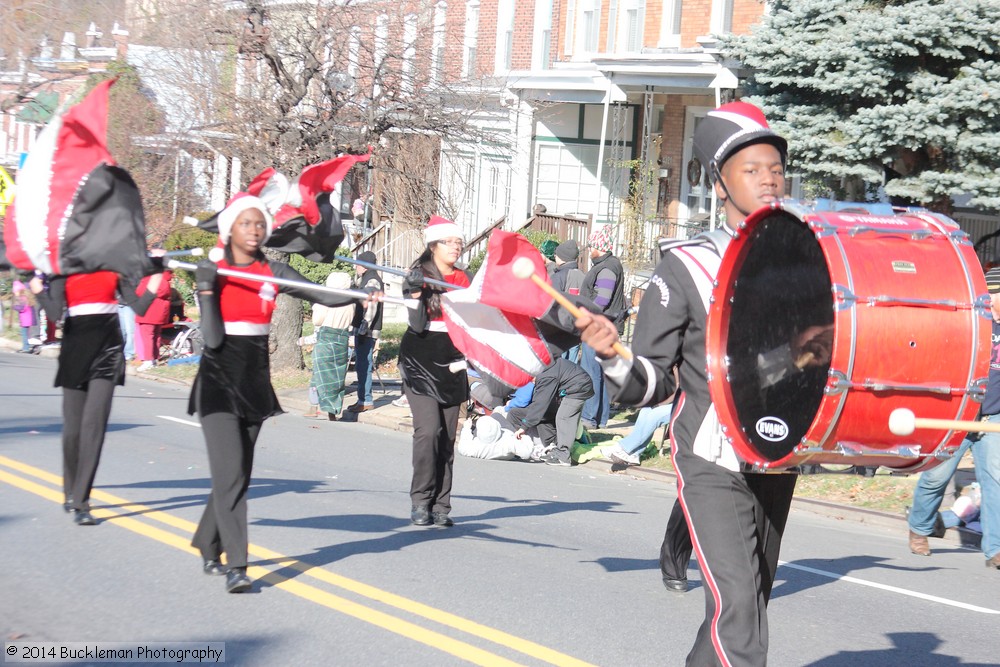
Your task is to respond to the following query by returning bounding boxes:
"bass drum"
[706,200,990,473]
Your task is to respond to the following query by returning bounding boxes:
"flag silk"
[441,230,560,388]
[3,78,153,282]
[190,154,369,262]
[477,229,553,317]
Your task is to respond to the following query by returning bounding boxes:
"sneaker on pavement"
[392,395,409,408]
[543,452,571,467]
[137,361,154,372]
[602,442,640,465]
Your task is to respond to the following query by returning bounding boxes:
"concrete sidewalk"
[1,335,982,549]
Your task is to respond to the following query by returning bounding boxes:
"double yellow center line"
[0,454,596,667]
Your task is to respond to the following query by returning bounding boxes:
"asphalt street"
[0,350,996,666]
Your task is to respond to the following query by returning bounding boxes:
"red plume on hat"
[3,78,153,282]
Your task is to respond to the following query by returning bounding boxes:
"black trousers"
[62,378,116,511]
[191,412,262,569]
[405,387,460,514]
[660,498,693,581]
[673,444,796,667]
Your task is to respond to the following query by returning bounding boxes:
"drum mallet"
[512,256,633,361]
[888,408,1000,436]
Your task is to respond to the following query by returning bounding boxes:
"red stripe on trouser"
[668,394,734,667]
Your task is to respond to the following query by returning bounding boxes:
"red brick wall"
[477,0,498,77]
[659,94,715,219]
[731,0,765,36]
[511,1,537,70]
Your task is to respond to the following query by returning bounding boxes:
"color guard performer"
[188,193,375,593]
[399,216,470,527]
[32,266,165,526]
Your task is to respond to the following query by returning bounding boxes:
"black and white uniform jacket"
[600,229,743,472]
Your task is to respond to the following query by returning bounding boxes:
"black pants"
[673,444,796,667]
[660,498,693,581]
[191,412,262,569]
[62,378,116,510]
[405,387,460,514]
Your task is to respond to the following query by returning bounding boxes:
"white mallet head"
[512,257,536,280]
[888,408,916,436]
[190,247,204,257]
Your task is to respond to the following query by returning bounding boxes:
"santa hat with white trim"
[216,192,275,245]
[424,215,464,245]
[693,101,787,183]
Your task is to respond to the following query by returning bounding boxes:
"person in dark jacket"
[507,358,594,466]
[550,239,585,296]
[579,226,625,428]
[348,250,384,413]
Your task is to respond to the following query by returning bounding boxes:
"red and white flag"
[3,78,153,282]
[442,230,558,388]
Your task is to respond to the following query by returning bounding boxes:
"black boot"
[226,567,251,593]
[410,505,431,526]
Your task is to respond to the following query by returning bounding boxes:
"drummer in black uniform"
[575,101,825,665]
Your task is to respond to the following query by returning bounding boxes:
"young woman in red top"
[189,193,372,593]
[399,216,470,527]
[32,267,165,526]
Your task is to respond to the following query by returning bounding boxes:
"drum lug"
[969,378,988,402]
[826,370,849,395]
[832,284,855,310]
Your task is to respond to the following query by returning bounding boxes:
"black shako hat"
[693,101,788,183]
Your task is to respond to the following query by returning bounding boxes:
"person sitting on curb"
[506,358,594,467]
[601,399,674,466]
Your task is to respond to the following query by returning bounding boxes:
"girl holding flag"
[188,193,376,593]
[399,216,470,527]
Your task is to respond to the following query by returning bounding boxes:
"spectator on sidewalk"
[134,265,173,371]
[348,251,383,413]
[308,271,356,421]
[601,400,674,466]
[579,225,626,429]
[12,279,38,352]
[909,266,1000,570]
[506,358,594,466]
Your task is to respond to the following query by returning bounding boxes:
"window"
[402,14,417,94]
[463,1,480,78]
[658,0,681,48]
[373,15,388,96]
[431,2,447,86]
[564,0,576,56]
[581,0,600,53]
[347,26,361,93]
[710,0,734,35]
[615,0,645,53]
[495,0,514,73]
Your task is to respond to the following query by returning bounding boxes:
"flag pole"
[166,259,419,309]
[512,257,633,361]
[334,254,459,291]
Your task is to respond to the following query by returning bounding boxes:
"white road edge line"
[779,561,1000,614]
[157,415,201,428]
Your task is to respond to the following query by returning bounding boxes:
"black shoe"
[543,452,572,467]
[203,558,227,576]
[411,505,432,526]
[431,512,454,527]
[73,510,97,526]
[63,499,73,513]
[226,567,252,593]
[662,577,688,593]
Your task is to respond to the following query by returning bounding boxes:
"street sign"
[0,166,14,216]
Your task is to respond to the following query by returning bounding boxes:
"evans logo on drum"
[755,417,789,442]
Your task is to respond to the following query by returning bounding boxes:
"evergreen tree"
[724,0,1000,213]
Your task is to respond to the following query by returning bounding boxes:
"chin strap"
[711,162,754,219]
